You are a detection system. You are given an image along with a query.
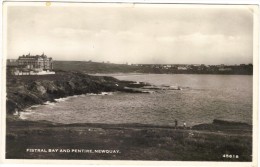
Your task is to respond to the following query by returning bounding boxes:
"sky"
[6,4,254,64]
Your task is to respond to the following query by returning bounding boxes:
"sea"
[20,74,253,127]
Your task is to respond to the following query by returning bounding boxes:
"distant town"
[7,54,253,75]
[129,63,253,75]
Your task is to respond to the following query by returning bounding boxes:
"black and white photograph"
[1,1,259,166]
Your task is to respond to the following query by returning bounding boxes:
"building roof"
[18,53,52,60]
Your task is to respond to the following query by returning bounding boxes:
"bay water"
[20,74,252,126]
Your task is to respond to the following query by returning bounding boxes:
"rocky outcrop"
[6,71,150,114]
[192,119,252,131]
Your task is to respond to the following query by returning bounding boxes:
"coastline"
[6,71,150,115]
[5,71,253,161]
[17,91,115,120]
[53,61,253,75]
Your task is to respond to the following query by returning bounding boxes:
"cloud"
[7,5,254,64]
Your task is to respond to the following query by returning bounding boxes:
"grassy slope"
[53,61,145,73]
[6,117,252,161]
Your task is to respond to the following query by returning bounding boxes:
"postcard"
[1,1,259,167]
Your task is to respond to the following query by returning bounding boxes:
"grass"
[53,61,144,73]
[6,118,252,161]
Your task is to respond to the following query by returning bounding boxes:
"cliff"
[6,71,150,114]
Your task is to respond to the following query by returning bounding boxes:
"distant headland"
[7,54,253,75]
[53,60,253,75]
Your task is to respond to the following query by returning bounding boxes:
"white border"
[1,1,259,167]
[1,0,260,4]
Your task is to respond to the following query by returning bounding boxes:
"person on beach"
[174,119,178,129]
[183,122,186,129]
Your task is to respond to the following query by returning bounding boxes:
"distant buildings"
[177,66,188,71]
[7,53,55,75]
[218,67,232,72]
[131,63,253,75]
[18,53,53,70]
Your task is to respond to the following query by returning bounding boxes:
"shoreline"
[5,71,253,161]
[6,71,151,115]
[17,91,116,120]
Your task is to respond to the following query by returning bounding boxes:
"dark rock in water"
[192,119,252,131]
[212,119,251,126]
[6,71,151,114]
